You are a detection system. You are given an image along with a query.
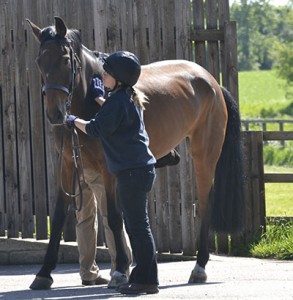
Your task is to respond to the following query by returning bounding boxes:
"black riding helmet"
[103,51,141,87]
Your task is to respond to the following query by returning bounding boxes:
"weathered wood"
[263,131,293,141]
[167,165,182,253]
[0,0,6,236]
[264,174,293,183]
[27,0,48,239]
[192,0,206,66]
[13,0,34,238]
[191,29,224,42]
[155,168,170,252]
[179,141,196,256]
[1,0,20,238]
[224,21,239,102]
[206,0,220,81]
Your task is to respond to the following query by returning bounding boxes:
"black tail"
[211,87,245,233]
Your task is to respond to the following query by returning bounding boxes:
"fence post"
[231,131,266,251]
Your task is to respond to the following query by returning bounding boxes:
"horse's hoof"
[188,264,207,283]
[108,271,128,289]
[29,276,53,290]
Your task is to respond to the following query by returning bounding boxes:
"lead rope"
[60,127,85,212]
[60,42,85,212]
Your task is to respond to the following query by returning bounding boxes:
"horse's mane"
[40,26,82,56]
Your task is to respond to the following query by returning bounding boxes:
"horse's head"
[27,17,82,125]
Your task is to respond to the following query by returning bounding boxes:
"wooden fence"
[1,0,275,257]
[231,131,293,251]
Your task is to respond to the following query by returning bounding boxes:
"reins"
[42,38,85,212]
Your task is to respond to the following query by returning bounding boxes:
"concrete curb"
[0,237,110,265]
[0,237,196,265]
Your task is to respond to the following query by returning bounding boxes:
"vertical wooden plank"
[218,0,229,86]
[192,0,206,66]
[179,141,196,256]
[154,168,170,253]
[167,164,182,253]
[13,0,34,238]
[93,0,108,52]
[175,0,191,60]
[76,0,94,49]
[0,0,7,236]
[52,0,67,25]
[132,0,149,63]
[119,0,134,52]
[206,0,220,81]
[224,21,239,103]
[25,0,48,239]
[1,0,19,238]
[104,0,122,53]
[145,0,162,62]
[251,131,266,238]
[161,0,176,59]
[0,88,4,236]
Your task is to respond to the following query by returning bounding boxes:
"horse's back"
[137,60,227,158]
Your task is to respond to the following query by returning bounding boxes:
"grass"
[250,219,293,260]
[239,70,291,119]
[265,165,293,216]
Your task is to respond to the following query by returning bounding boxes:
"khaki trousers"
[75,170,132,281]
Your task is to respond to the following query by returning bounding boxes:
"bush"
[263,142,293,166]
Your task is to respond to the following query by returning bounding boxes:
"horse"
[27,16,244,289]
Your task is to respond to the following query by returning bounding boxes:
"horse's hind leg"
[30,189,68,290]
[188,123,226,283]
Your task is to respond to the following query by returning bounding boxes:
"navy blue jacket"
[85,88,156,174]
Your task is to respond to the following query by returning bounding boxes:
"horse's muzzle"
[46,110,65,126]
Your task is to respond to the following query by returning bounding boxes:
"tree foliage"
[230,0,293,71]
[272,7,293,99]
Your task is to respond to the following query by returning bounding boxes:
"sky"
[231,0,290,6]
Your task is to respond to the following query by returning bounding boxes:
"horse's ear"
[54,16,67,38]
[26,19,41,43]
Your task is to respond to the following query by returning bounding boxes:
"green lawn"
[239,70,290,119]
[265,165,293,216]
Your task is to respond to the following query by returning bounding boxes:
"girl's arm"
[73,118,90,134]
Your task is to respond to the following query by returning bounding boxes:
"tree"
[231,0,292,71]
[273,6,293,103]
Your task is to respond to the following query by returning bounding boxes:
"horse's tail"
[211,87,245,233]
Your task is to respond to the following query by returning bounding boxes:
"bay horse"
[27,17,244,289]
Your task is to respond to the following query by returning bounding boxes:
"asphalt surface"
[0,254,292,300]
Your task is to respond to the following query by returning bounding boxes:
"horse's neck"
[70,46,103,118]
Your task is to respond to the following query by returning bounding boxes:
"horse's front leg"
[80,169,132,288]
[30,189,68,289]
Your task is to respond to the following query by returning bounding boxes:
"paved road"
[0,254,292,299]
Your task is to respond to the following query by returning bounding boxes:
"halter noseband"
[41,38,80,114]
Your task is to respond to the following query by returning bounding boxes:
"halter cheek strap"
[41,38,79,114]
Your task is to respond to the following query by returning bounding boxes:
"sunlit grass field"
[239,70,290,119]
[265,165,293,216]
[239,70,293,217]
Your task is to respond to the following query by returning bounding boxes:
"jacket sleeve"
[85,97,124,138]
